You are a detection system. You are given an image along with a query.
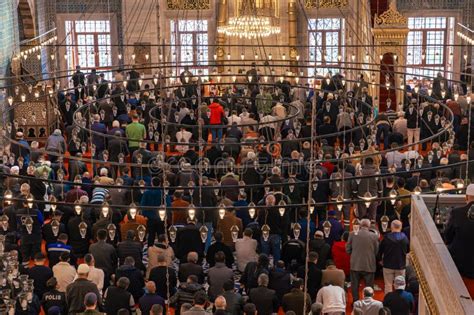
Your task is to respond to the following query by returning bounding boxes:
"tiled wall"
[0,0,20,126]
[0,0,20,87]
[36,0,55,78]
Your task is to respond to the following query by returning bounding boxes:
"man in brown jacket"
[282,278,312,315]
[147,234,175,278]
[321,260,345,288]
[119,211,147,241]
[217,207,243,249]
[171,190,190,225]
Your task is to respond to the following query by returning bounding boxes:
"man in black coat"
[27,253,53,299]
[127,68,141,92]
[115,256,145,302]
[178,251,205,284]
[111,86,127,115]
[206,231,234,268]
[268,261,292,303]
[445,184,474,278]
[60,94,77,127]
[71,65,85,100]
[281,238,305,271]
[68,208,92,258]
[97,73,109,99]
[21,172,46,211]
[148,253,177,299]
[131,142,153,178]
[16,197,44,267]
[318,116,338,146]
[176,220,204,261]
[117,230,144,271]
[42,210,67,246]
[103,277,136,314]
[297,251,322,302]
[405,100,421,151]
[248,274,279,315]
[191,179,218,225]
[66,265,102,314]
[309,231,331,270]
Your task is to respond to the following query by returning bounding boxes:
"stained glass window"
[406,17,453,80]
[171,20,209,76]
[65,20,112,80]
[308,18,344,77]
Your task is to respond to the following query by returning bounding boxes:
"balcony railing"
[410,195,474,314]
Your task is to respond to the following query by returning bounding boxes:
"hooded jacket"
[209,102,225,125]
[378,231,409,270]
[268,267,292,301]
[169,282,206,315]
[115,264,145,300]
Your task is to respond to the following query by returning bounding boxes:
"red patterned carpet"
[463,277,474,299]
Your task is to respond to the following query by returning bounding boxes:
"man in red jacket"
[331,231,350,278]
[209,100,225,143]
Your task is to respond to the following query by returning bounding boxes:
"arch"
[17,0,35,41]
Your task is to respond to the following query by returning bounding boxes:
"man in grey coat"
[207,251,234,301]
[89,229,117,285]
[330,161,356,230]
[356,157,383,221]
[346,219,379,301]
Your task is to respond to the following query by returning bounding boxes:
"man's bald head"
[391,220,402,232]
[265,194,276,206]
[214,296,226,310]
[146,281,156,293]
[187,252,198,263]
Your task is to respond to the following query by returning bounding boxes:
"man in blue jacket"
[378,219,409,293]
[140,177,171,246]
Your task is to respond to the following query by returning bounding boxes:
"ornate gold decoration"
[218,0,280,39]
[166,0,210,10]
[374,7,408,26]
[216,47,225,58]
[289,47,298,59]
[305,0,348,8]
[410,252,440,315]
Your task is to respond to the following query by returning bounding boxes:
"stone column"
[216,0,227,73]
[288,0,298,69]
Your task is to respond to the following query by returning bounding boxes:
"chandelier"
[217,0,280,39]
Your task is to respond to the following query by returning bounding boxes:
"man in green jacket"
[125,114,146,155]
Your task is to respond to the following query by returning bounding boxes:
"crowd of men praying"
[0,65,472,314]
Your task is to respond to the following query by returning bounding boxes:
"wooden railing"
[410,195,474,314]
